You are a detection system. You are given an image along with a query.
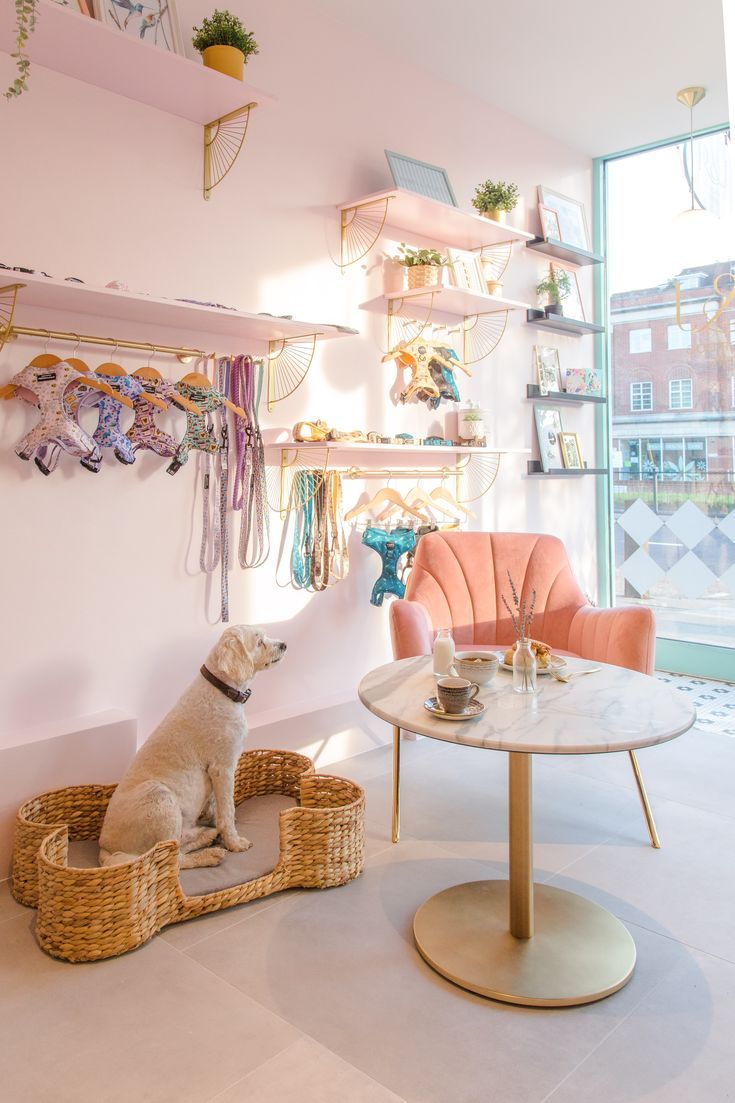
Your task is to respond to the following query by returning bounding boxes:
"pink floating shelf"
[8,271,355,345]
[373,285,530,319]
[265,441,529,456]
[0,0,275,124]
[338,188,534,251]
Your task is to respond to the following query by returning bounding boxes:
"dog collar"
[200,665,252,704]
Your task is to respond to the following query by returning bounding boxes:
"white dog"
[99,625,286,868]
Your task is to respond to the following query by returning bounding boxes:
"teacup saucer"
[424,697,485,721]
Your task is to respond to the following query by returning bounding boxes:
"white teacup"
[436,676,480,714]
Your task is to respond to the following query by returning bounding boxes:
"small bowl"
[453,652,499,686]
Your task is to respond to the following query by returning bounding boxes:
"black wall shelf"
[527,460,608,477]
[526,238,604,267]
[526,310,605,337]
[526,384,606,405]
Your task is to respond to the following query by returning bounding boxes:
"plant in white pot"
[472,179,520,224]
[192,9,259,81]
[536,266,571,317]
[393,244,447,290]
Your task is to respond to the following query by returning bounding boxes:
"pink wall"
[0,0,598,756]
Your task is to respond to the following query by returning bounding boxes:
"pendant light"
[672,85,719,267]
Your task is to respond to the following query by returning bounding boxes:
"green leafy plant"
[461,411,483,421]
[5,0,37,100]
[192,9,259,57]
[536,266,572,305]
[393,244,447,267]
[472,179,520,213]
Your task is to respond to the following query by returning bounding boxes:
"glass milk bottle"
[433,627,455,678]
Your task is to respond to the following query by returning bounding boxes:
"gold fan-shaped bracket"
[473,241,514,284]
[339,196,392,269]
[267,445,331,518]
[460,310,509,365]
[203,103,256,201]
[0,283,24,355]
[386,292,436,352]
[455,450,502,503]
[266,333,319,412]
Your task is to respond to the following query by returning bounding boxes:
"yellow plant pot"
[480,209,507,224]
[202,45,245,81]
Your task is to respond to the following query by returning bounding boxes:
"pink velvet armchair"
[389,531,660,846]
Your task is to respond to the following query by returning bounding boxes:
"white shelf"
[266,441,530,456]
[373,285,530,319]
[0,0,275,124]
[6,271,356,345]
[338,188,534,251]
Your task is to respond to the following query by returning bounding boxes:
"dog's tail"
[98,848,141,867]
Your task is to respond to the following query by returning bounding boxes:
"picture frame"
[534,345,562,395]
[538,204,562,243]
[537,187,591,250]
[94,0,183,53]
[534,406,565,472]
[385,152,458,207]
[556,264,585,321]
[563,368,587,395]
[448,248,486,294]
[51,0,92,12]
[560,431,583,470]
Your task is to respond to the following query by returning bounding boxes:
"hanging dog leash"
[198,357,231,622]
[231,355,269,569]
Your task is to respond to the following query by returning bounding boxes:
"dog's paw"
[224,834,253,852]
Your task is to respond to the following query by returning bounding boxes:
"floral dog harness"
[362,525,416,606]
[76,373,145,467]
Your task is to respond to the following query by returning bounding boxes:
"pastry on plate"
[503,639,553,669]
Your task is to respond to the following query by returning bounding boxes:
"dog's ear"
[211,626,255,685]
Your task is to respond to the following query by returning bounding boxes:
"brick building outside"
[610,261,735,481]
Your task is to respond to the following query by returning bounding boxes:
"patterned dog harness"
[77,373,144,467]
[167,382,225,475]
[362,525,416,606]
[127,377,186,458]
[10,361,108,475]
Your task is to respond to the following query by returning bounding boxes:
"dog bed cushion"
[67,793,296,897]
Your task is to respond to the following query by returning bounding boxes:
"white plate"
[424,696,485,721]
[499,656,566,675]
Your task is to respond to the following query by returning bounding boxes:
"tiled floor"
[656,671,735,735]
[1,680,734,1102]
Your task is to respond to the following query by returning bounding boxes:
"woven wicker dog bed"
[12,749,365,962]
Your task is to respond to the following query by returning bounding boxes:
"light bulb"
[671,205,721,270]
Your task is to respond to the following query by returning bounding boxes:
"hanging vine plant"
[5,0,38,100]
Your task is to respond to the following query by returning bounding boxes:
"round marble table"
[358,655,696,1008]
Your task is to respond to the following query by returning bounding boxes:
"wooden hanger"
[95,359,168,411]
[405,486,459,518]
[344,486,428,523]
[178,371,247,419]
[430,485,475,519]
[132,366,202,415]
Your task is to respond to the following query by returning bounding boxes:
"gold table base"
[414,880,636,1007]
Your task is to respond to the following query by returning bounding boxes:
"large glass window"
[606,128,735,651]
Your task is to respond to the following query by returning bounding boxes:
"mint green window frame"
[593,124,733,680]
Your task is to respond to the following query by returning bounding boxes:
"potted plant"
[192,9,259,81]
[472,179,520,224]
[393,244,447,290]
[536,266,572,317]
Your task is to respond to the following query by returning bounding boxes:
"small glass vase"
[512,638,537,695]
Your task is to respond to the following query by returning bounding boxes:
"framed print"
[94,0,183,53]
[585,367,602,395]
[448,248,486,294]
[385,152,458,207]
[563,367,587,395]
[534,406,565,472]
[560,431,583,470]
[534,345,562,394]
[555,264,585,321]
[537,187,590,250]
[538,204,562,242]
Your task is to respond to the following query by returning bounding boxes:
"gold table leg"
[413,751,637,1007]
[392,726,401,843]
[629,750,661,849]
